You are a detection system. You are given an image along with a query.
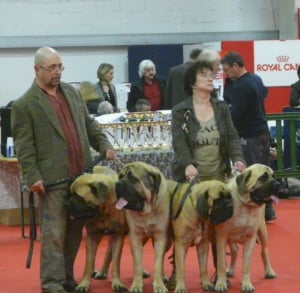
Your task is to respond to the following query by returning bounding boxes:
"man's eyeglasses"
[39,64,65,73]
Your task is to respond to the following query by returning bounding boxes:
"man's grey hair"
[198,49,220,63]
[138,59,156,78]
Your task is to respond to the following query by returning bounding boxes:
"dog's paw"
[92,270,107,280]
[265,269,277,279]
[174,285,188,293]
[165,275,176,291]
[201,281,215,291]
[241,281,255,292]
[112,280,128,292]
[214,281,228,292]
[128,284,143,293]
[153,280,168,293]
[201,275,215,291]
[75,284,90,293]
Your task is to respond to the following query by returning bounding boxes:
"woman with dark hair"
[171,60,246,182]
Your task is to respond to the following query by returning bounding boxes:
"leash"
[26,190,37,268]
[172,175,200,220]
[25,155,104,269]
[43,155,105,189]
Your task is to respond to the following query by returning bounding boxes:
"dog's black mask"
[196,191,233,225]
[65,192,99,220]
[250,179,281,205]
[115,181,144,212]
[209,193,234,225]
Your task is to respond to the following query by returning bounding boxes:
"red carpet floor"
[1,199,300,293]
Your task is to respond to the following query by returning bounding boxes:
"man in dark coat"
[164,48,202,109]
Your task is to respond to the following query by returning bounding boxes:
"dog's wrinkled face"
[70,173,111,207]
[235,163,280,205]
[67,173,116,219]
[115,162,162,213]
[193,180,233,225]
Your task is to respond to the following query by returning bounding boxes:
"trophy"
[142,121,153,149]
[151,122,160,149]
[159,120,169,150]
[111,123,121,151]
[131,122,142,151]
[122,122,131,152]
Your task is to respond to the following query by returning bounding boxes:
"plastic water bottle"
[6,137,15,157]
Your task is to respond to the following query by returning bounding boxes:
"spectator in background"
[11,46,115,293]
[289,66,300,107]
[165,48,222,109]
[95,63,119,112]
[135,98,152,112]
[198,49,222,100]
[127,59,166,112]
[164,48,202,109]
[223,77,235,105]
[221,51,276,221]
[97,100,114,116]
[79,81,102,115]
[198,49,221,77]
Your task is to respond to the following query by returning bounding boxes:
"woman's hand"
[185,164,198,182]
[234,161,246,173]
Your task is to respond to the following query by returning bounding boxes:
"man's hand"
[105,149,115,160]
[30,180,46,194]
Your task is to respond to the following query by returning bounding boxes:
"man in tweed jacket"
[11,47,115,293]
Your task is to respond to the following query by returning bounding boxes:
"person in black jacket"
[289,66,300,107]
[127,59,166,112]
[221,51,276,222]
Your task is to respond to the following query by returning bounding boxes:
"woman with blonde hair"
[95,63,119,113]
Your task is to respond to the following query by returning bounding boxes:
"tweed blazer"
[11,81,113,186]
[171,97,245,182]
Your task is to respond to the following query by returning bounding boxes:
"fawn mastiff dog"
[212,163,279,292]
[115,161,174,293]
[70,166,128,293]
[171,179,233,293]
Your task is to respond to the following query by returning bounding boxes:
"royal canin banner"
[254,40,300,87]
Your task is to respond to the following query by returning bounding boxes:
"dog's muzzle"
[115,181,144,212]
[65,192,99,220]
[250,180,281,205]
[209,195,234,225]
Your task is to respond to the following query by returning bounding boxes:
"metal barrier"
[266,112,300,179]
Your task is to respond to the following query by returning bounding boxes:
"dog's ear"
[236,170,252,194]
[196,190,209,219]
[148,169,162,195]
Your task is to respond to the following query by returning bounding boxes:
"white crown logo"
[276,55,289,63]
